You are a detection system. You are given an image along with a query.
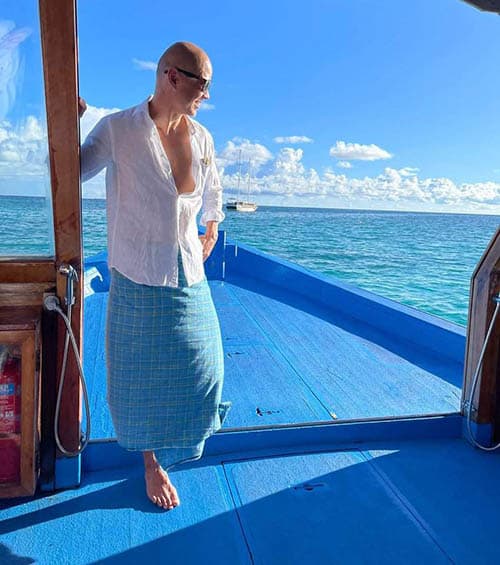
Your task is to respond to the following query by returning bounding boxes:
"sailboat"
[225,153,258,212]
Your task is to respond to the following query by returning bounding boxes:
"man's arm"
[200,220,219,261]
[199,135,224,261]
[79,97,112,182]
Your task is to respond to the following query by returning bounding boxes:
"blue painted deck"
[3,432,500,564]
[3,235,494,564]
[83,237,463,438]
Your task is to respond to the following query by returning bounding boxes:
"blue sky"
[1,0,500,213]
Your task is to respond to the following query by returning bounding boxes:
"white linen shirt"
[80,98,225,287]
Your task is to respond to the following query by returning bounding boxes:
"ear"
[164,68,177,88]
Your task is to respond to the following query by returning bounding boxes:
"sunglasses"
[166,66,211,93]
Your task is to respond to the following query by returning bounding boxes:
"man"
[80,41,229,510]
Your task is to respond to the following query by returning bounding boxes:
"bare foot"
[143,451,180,510]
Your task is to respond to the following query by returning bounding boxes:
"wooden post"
[38,0,82,455]
[463,228,500,439]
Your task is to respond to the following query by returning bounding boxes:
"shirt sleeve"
[80,117,112,182]
[200,133,225,226]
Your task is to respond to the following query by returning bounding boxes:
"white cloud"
[399,167,419,177]
[337,161,352,169]
[329,140,393,161]
[0,149,21,162]
[2,108,499,213]
[132,58,157,71]
[221,145,500,211]
[217,138,273,171]
[273,136,313,144]
[0,116,48,179]
[273,148,305,175]
[0,20,32,119]
[200,102,215,111]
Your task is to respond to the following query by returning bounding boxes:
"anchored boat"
[225,200,258,212]
[225,152,258,212]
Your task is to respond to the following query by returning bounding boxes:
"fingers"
[201,233,218,261]
[78,97,87,118]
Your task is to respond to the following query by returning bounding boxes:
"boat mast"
[247,161,252,201]
[237,149,242,201]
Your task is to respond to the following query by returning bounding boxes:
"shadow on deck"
[2,436,500,564]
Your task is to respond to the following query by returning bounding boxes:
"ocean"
[1,195,498,327]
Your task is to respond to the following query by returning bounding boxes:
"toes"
[171,491,180,507]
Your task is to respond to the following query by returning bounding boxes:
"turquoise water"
[1,195,498,326]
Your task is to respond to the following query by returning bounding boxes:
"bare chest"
[158,129,195,194]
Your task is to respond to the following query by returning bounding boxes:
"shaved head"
[157,41,211,80]
[150,41,212,122]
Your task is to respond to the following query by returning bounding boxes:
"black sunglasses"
[165,66,211,93]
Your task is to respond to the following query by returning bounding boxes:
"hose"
[44,284,90,456]
[465,295,500,451]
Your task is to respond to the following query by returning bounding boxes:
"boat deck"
[2,238,488,564]
[2,434,500,564]
[83,243,462,438]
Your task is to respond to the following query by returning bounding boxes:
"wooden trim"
[0,259,55,284]
[39,310,58,488]
[39,0,82,454]
[0,284,55,308]
[0,306,42,330]
[463,228,500,428]
[20,332,37,494]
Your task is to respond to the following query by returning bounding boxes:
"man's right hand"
[78,97,87,118]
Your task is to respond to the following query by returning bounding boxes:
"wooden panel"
[0,259,55,284]
[39,0,82,454]
[0,306,41,330]
[463,228,500,425]
[0,283,55,308]
[0,328,40,498]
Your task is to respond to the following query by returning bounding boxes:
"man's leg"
[143,451,180,510]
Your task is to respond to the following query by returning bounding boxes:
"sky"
[1,0,500,214]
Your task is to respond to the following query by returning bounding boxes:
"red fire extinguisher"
[0,355,22,434]
[0,354,22,484]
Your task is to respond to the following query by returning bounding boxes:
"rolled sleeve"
[80,118,112,182]
[200,137,225,226]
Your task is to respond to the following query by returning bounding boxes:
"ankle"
[143,451,161,471]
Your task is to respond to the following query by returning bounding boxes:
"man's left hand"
[199,221,218,261]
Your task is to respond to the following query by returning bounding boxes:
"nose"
[203,88,210,100]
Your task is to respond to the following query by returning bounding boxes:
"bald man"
[80,42,229,510]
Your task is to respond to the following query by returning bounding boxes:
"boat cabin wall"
[464,228,500,441]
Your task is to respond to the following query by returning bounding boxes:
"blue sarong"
[106,256,230,470]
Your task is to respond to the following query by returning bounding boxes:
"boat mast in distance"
[226,151,258,212]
